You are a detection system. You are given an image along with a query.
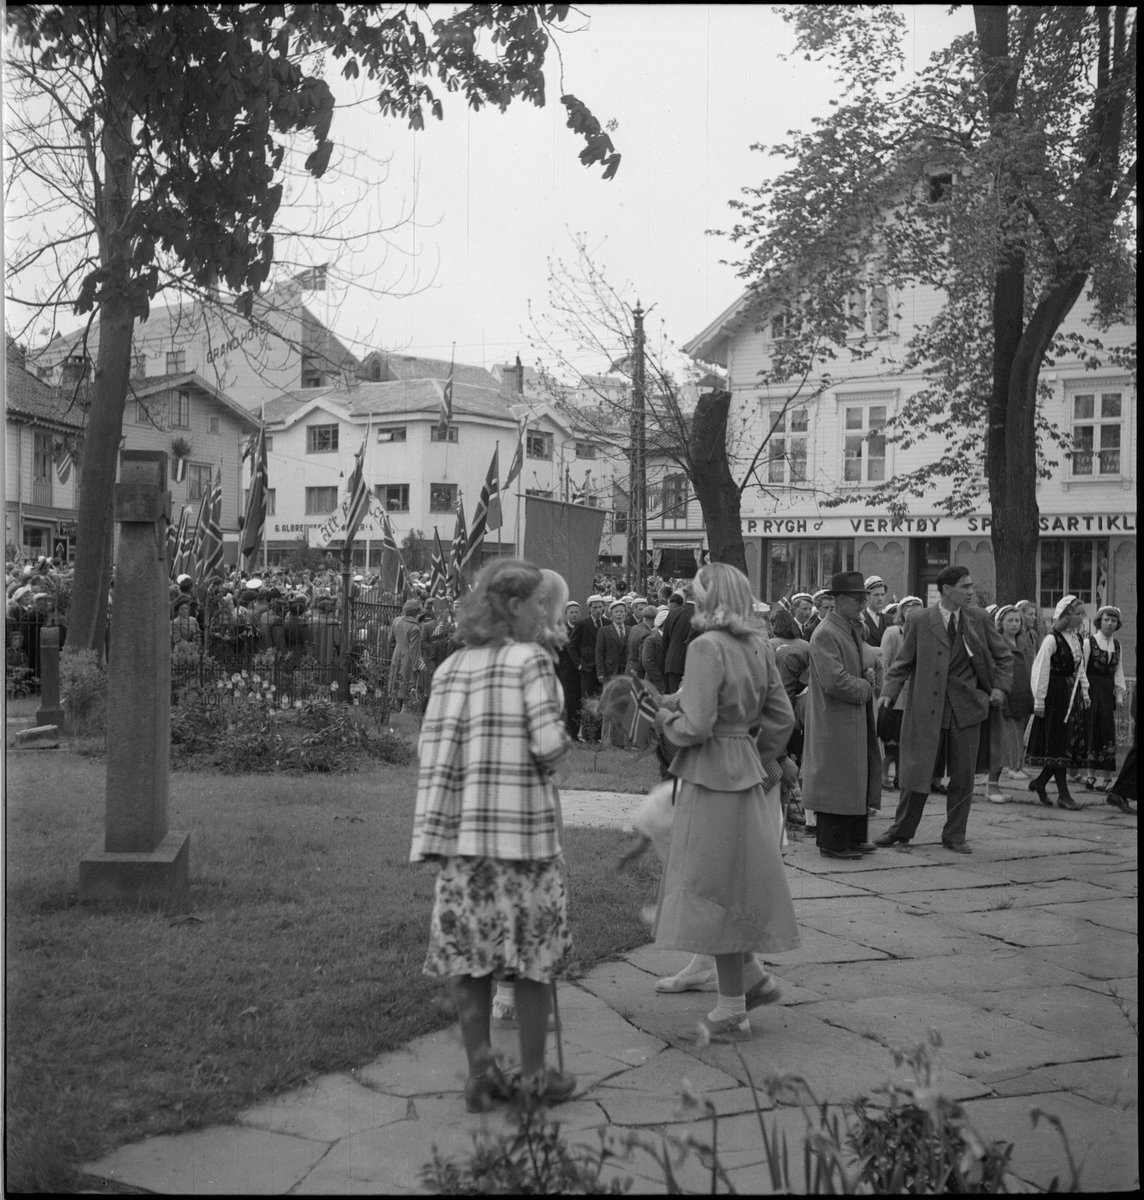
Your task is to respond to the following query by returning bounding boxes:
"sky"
[6,5,976,379]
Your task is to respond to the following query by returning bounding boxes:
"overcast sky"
[7,5,975,378]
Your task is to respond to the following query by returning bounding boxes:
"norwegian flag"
[197,469,225,582]
[451,496,468,597]
[342,420,371,553]
[627,677,661,749]
[429,528,448,598]
[240,423,269,567]
[503,416,526,490]
[462,447,499,573]
[438,353,454,436]
[168,506,190,580]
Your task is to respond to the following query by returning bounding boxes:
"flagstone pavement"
[82,785,1137,1194]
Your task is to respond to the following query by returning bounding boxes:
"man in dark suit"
[571,593,606,704]
[804,589,833,637]
[791,592,814,641]
[875,565,1013,853]
[596,599,630,746]
[661,589,695,693]
[861,576,889,648]
[556,600,583,738]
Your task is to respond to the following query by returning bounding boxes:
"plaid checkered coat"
[410,641,571,862]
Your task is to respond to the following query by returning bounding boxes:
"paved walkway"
[83,785,1137,1194]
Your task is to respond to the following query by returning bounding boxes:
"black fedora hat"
[825,570,868,597]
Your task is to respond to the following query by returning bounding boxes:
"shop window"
[430,425,459,443]
[526,429,552,460]
[376,425,407,443]
[1069,391,1123,476]
[188,463,212,501]
[765,406,809,484]
[767,539,854,603]
[430,483,457,512]
[305,486,339,515]
[842,403,887,483]
[243,487,276,515]
[1039,539,1109,610]
[306,424,338,453]
[377,483,409,512]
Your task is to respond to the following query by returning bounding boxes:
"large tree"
[717,5,1136,601]
[6,4,619,653]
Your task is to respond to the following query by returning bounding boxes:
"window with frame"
[174,390,191,428]
[769,311,794,342]
[1069,390,1123,477]
[243,487,276,515]
[430,424,459,443]
[166,350,186,374]
[208,415,221,434]
[132,353,147,380]
[1039,538,1109,610]
[264,435,274,452]
[188,464,212,501]
[526,429,552,460]
[927,172,954,203]
[661,474,689,518]
[306,424,338,453]
[32,430,53,484]
[765,405,809,484]
[846,284,890,336]
[305,486,339,515]
[300,353,324,389]
[136,400,153,425]
[376,483,409,512]
[842,402,888,483]
[376,425,407,443]
[575,441,597,459]
[429,483,457,512]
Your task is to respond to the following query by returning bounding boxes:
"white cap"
[247,578,263,590]
[354,575,364,582]
[864,575,886,590]
[12,585,31,600]
[587,594,605,605]
[609,598,628,610]
[176,574,192,585]
[653,608,669,629]
[752,599,772,614]
[631,596,647,606]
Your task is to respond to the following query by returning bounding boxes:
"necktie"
[948,612,957,644]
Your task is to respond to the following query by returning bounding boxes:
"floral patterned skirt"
[422,855,570,984]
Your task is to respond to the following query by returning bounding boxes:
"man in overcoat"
[596,599,630,746]
[662,589,696,693]
[802,571,882,859]
[572,594,606,704]
[876,565,1013,852]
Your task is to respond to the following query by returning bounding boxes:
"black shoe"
[819,846,863,860]
[942,840,971,854]
[850,842,878,854]
[1030,781,1053,806]
[874,833,910,847]
[930,781,947,795]
[1106,793,1131,813]
[1057,794,1080,811]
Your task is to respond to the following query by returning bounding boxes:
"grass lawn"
[4,746,660,1193]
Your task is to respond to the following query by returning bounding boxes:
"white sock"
[708,992,747,1023]
[494,983,514,1009]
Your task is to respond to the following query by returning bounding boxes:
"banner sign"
[523,496,608,609]
[743,511,1136,538]
[313,492,393,548]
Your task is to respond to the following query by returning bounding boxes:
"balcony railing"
[32,481,53,507]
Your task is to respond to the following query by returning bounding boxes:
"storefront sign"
[743,511,1136,537]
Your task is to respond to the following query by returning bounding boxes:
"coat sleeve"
[1029,634,1056,704]
[882,613,919,702]
[566,622,584,669]
[595,626,607,681]
[754,640,795,766]
[642,635,666,691]
[660,636,721,746]
[522,649,571,773]
[813,627,872,706]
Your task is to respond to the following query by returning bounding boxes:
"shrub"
[60,647,107,734]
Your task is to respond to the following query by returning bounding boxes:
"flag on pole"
[54,439,73,484]
[198,469,225,582]
[627,677,661,749]
[168,506,190,581]
[395,561,407,598]
[188,477,212,580]
[462,448,499,572]
[429,528,448,597]
[485,446,503,531]
[240,421,269,567]
[175,507,197,579]
[504,416,526,489]
[342,419,371,554]
[438,350,454,435]
[572,468,591,504]
[451,496,468,596]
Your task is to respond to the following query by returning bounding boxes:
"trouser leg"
[885,790,928,841]
[942,721,980,844]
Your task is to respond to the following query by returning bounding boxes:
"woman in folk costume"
[1025,595,1089,809]
[1084,605,1127,792]
[651,562,798,1043]
[388,598,424,710]
[411,559,575,1111]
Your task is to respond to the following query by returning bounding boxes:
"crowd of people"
[408,556,1136,1113]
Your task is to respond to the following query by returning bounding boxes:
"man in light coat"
[801,571,882,859]
[876,565,1013,853]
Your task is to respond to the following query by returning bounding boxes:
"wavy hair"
[454,559,543,647]
[535,568,570,655]
[690,562,767,637]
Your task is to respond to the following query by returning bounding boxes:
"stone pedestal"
[80,451,190,907]
[35,625,67,729]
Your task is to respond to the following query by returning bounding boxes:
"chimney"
[514,354,524,395]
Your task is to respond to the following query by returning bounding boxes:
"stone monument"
[35,625,66,730]
[79,450,190,906]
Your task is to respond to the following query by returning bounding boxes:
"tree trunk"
[66,22,136,655]
[688,391,747,574]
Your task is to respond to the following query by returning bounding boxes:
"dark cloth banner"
[523,496,607,608]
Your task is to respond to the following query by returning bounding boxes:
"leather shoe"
[942,840,971,854]
[874,833,910,847]
[930,781,948,795]
[744,974,783,1010]
[819,847,863,859]
[850,842,878,853]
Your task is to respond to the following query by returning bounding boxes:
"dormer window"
[928,172,954,203]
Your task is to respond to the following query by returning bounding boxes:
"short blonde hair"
[690,562,767,637]
[536,568,570,653]
[455,559,543,646]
